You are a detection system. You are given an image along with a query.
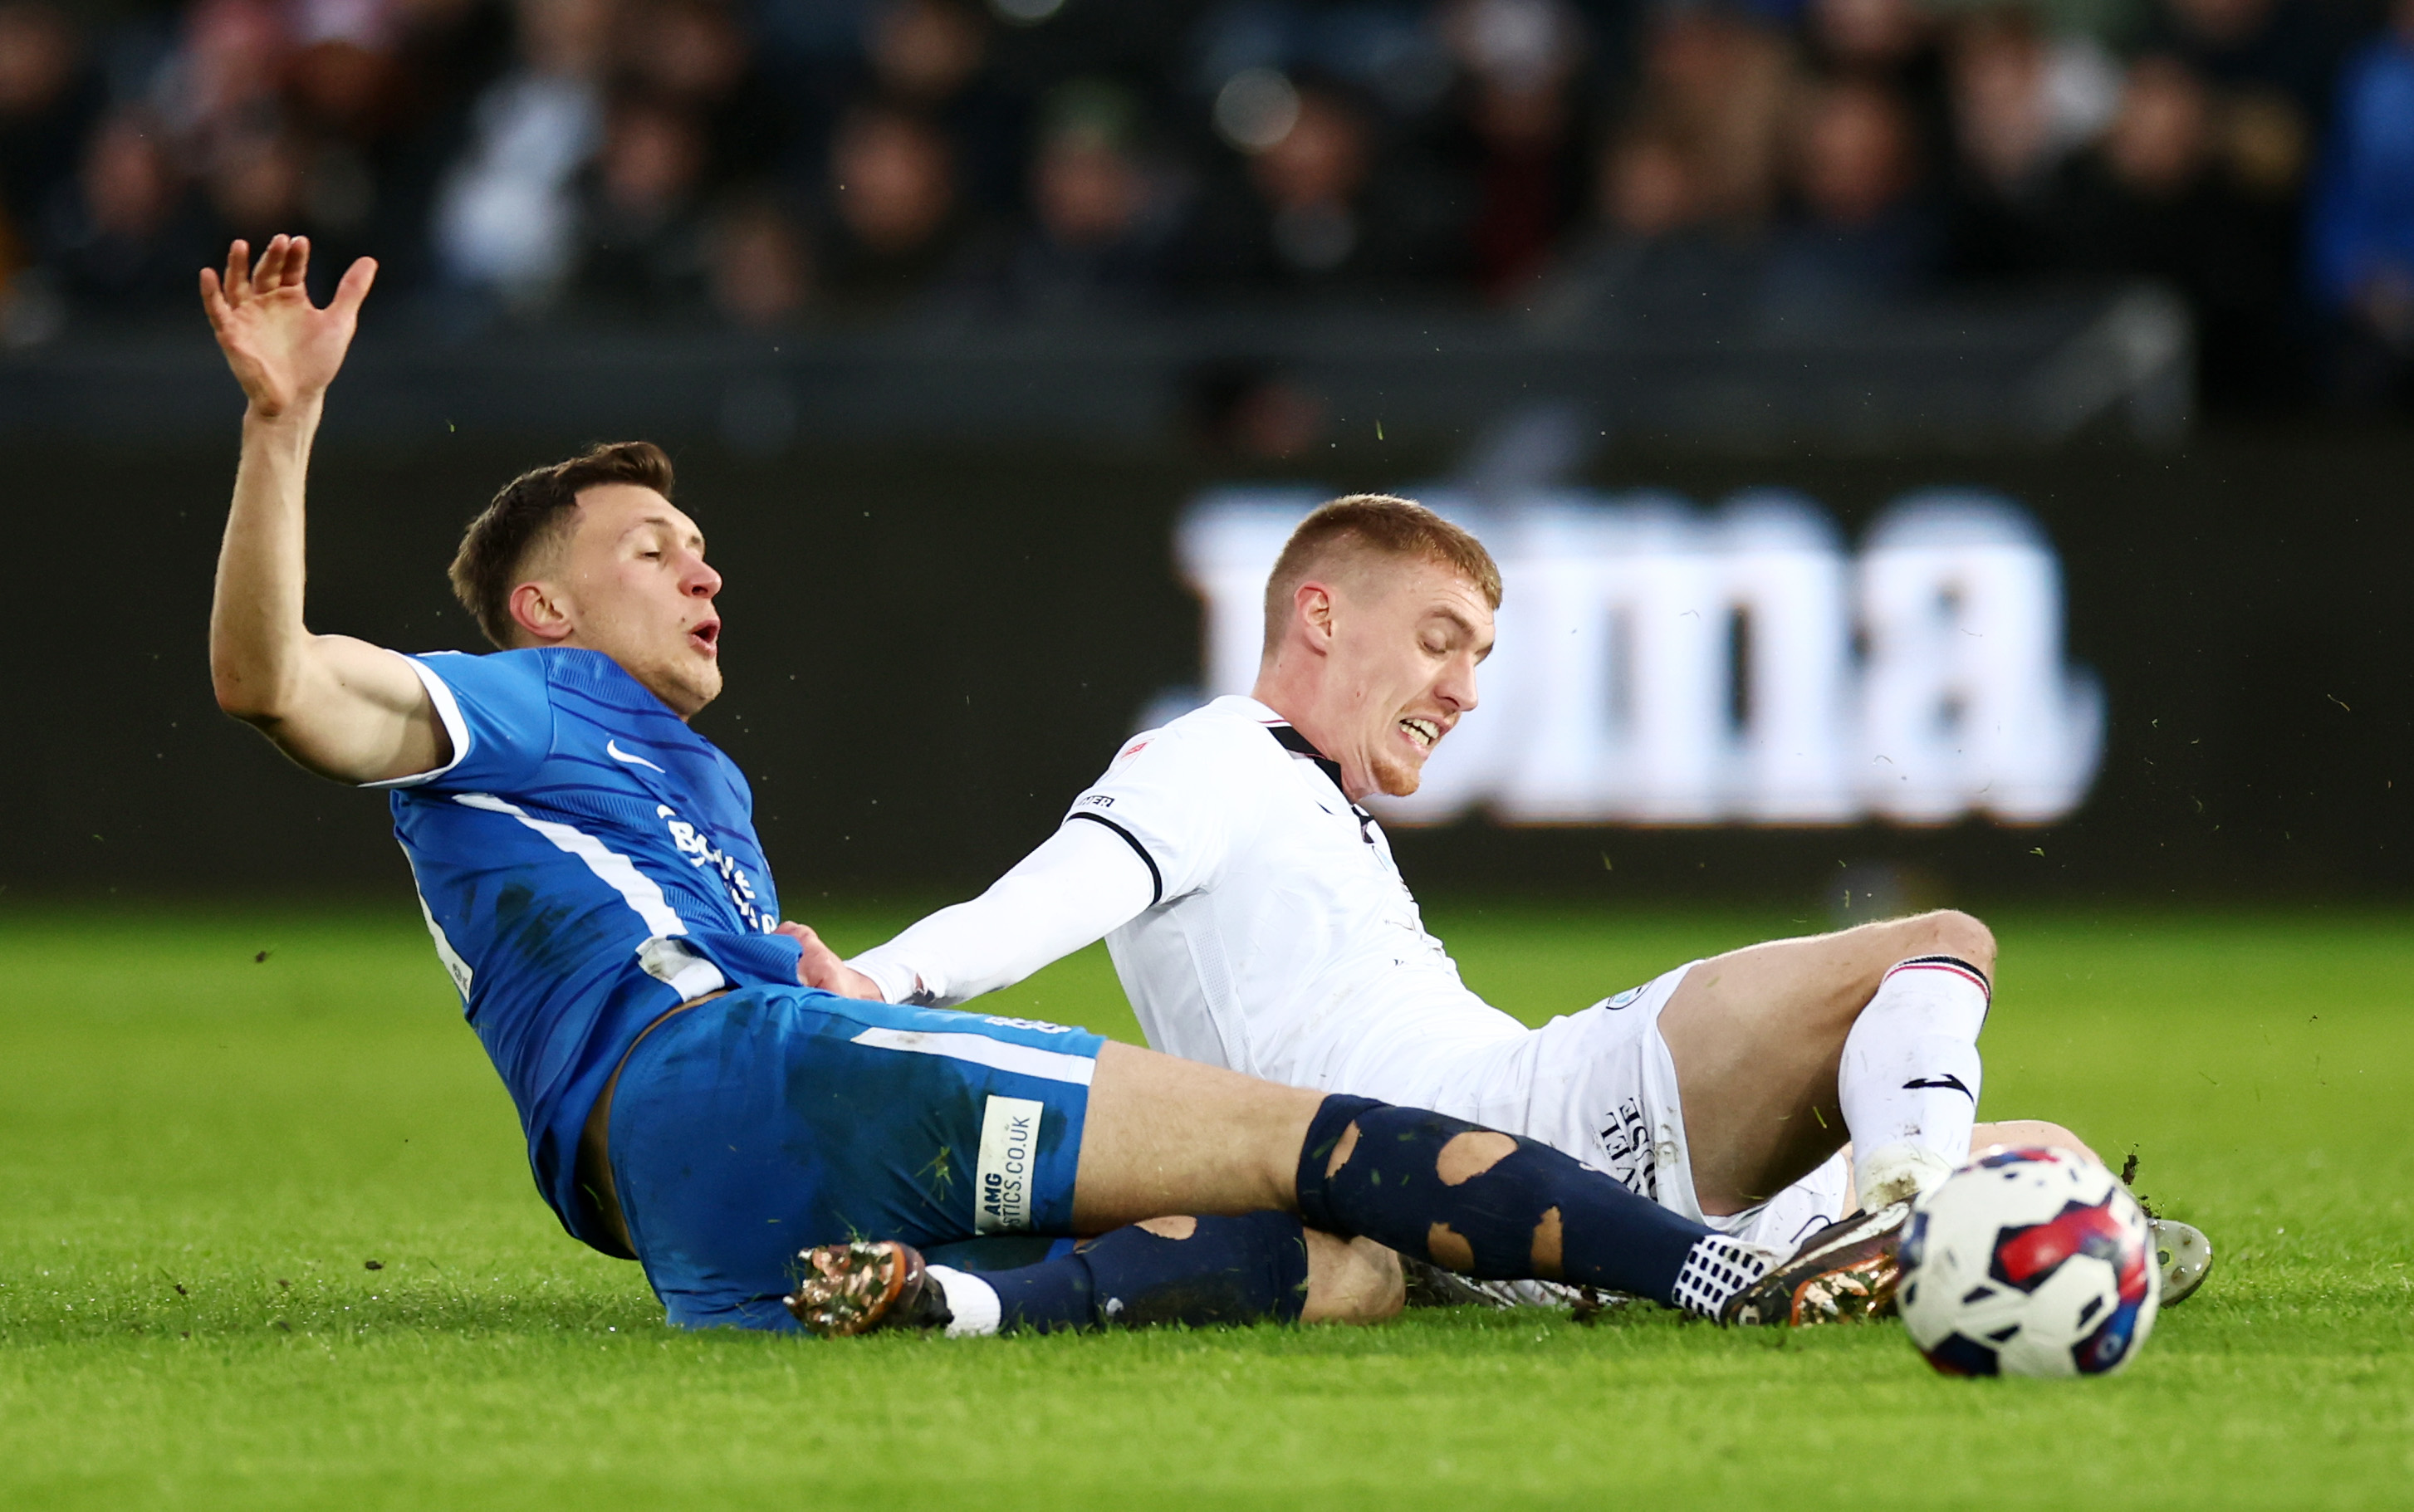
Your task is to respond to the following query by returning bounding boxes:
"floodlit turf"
[1,903,2408,1510]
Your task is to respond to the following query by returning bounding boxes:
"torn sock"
[1292,1096,1711,1309]
[938,1211,1311,1334]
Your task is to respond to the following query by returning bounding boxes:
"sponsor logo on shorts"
[976,1095,1045,1234]
[1596,1097,1657,1203]
[982,1015,1076,1035]
[1598,985,1646,1011]
[1077,793,1114,808]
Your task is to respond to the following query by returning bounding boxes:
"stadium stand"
[0,0,2405,414]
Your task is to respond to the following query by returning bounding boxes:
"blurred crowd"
[2,0,2411,410]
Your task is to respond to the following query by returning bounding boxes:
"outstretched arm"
[204,236,445,785]
[786,819,1156,1004]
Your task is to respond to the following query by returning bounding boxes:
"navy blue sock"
[1294,1095,1711,1307]
[953,1211,1311,1333]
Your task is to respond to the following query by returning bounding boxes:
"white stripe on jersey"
[848,1026,1098,1086]
[362,653,476,790]
[453,791,729,1000]
[414,883,474,999]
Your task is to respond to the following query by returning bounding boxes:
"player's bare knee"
[1136,1215,1199,1240]
[1300,1231,1404,1324]
[1891,908,1995,975]
[1355,1238,1406,1320]
[1980,1118,2098,1167]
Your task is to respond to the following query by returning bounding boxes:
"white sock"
[923,1265,1001,1338]
[1839,955,1990,1208]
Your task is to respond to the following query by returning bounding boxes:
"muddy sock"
[1292,1095,1711,1308]
[1841,956,1990,1206]
[935,1211,1310,1334]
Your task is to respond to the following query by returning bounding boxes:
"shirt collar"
[1262,721,1347,795]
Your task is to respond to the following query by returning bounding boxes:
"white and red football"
[1897,1146,2162,1378]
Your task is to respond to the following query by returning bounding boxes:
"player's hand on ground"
[200,236,376,419]
[776,921,886,1000]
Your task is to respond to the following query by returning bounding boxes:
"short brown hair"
[1261,493,1503,653]
[448,442,676,648]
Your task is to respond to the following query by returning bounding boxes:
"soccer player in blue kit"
[199,233,1908,1338]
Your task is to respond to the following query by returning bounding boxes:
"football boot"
[2150,1217,2214,1306]
[1399,1255,1515,1309]
[1398,1258,1618,1314]
[1721,1202,1910,1326]
[783,1240,954,1337]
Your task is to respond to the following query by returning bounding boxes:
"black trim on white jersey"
[1265,723,1380,848]
[1264,722,1345,790]
[1069,810,1163,907]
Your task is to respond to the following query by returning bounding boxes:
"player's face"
[1328,560,1494,800]
[551,485,724,717]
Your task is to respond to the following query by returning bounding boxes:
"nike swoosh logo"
[1902,1074,1975,1100]
[606,739,666,774]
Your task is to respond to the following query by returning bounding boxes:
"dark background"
[9,0,2412,911]
[10,414,2409,909]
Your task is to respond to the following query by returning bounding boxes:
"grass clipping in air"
[0,905,2408,1510]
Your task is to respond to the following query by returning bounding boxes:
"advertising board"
[1171,487,2104,828]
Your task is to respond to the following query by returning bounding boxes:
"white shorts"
[1433,962,1851,1255]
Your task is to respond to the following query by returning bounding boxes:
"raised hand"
[199,236,377,419]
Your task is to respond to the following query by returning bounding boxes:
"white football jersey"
[1066,695,1527,1093]
[845,692,1853,1249]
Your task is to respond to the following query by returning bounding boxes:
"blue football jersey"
[377,647,803,1247]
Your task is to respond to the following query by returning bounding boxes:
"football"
[1897,1146,2162,1378]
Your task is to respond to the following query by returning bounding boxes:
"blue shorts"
[605,985,1105,1331]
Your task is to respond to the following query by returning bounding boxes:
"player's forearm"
[205,404,444,783]
[850,821,1156,1005]
[209,402,326,722]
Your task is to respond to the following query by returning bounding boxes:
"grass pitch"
[0,903,2407,1510]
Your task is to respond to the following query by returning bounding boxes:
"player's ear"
[1295,581,1337,652]
[508,580,574,644]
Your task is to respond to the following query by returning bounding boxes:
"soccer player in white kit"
[208,239,1987,1340]
[796,495,2163,1305]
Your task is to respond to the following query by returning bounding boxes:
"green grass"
[2,903,2408,1509]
